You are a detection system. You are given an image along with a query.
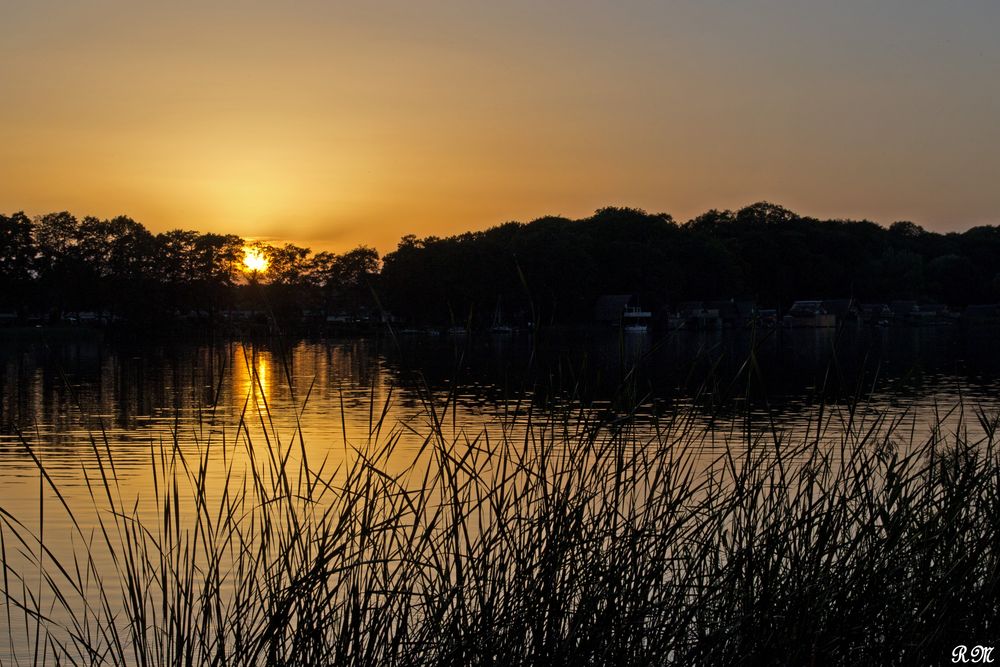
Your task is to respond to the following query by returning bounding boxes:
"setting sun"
[242,246,269,274]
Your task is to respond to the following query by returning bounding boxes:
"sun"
[242,246,269,274]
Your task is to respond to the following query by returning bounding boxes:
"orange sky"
[2,1,999,252]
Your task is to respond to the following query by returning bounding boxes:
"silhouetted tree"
[156,229,201,313]
[378,202,1000,324]
[0,212,35,317]
[191,233,244,318]
[33,212,87,320]
[6,203,1000,328]
[77,215,156,318]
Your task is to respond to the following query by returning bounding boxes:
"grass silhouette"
[2,339,999,666]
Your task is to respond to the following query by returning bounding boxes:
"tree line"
[2,203,999,327]
[0,211,378,325]
[378,203,1000,326]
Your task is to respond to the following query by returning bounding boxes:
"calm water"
[2,324,998,517]
[3,325,1000,478]
[1,325,999,659]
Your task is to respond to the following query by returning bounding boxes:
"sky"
[2,0,999,252]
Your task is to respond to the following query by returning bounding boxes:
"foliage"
[0,212,35,314]
[3,202,1000,325]
[0,212,379,324]
[379,203,1000,326]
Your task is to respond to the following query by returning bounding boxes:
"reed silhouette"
[2,333,998,665]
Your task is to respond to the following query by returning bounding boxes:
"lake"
[2,324,999,481]
[1,324,999,662]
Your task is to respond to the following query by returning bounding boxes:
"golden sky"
[2,1,998,252]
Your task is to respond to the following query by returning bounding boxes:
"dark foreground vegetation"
[3,202,1000,327]
[2,360,999,665]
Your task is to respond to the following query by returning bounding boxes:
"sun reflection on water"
[235,344,272,413]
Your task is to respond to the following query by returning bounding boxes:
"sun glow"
[242,246,269,274]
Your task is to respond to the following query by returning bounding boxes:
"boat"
[782,301,836,328]
[490,298,514,334]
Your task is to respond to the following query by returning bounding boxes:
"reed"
[2,352,999,665]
